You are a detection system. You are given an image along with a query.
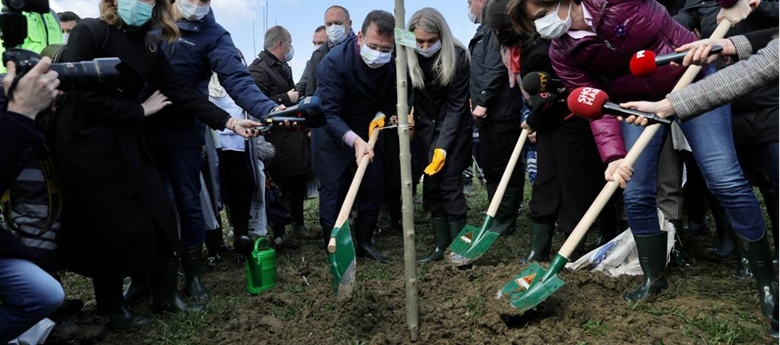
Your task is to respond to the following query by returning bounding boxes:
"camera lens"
[48,58,120,91]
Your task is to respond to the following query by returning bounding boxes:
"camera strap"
[1,143,62,239]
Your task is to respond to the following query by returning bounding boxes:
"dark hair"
[361,10,395,37]
[326,5,351,21]
[486,0,539,46]
[315,25,326,33]
[57,11,81,22]
[508,0,578,40]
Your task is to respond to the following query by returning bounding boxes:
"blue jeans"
[622,103,765,240]
[0,258,64,343]
[154,146,206,248]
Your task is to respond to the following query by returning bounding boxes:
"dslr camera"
[0,0,120,90]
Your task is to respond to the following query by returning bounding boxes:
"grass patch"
[581,318,612,337]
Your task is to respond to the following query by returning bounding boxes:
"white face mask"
[178,0,210,21]
[534,1,572,39]
[326,24,347,45]
[415,40,442,58]
[62,32,70,43]
[360,44,392,69]
[285,44,294,62]
[467,9,478,23]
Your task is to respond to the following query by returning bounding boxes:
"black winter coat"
[0,112,43,262]
[249,50,311,178]
[54,19,231,277]
[411,46,472,177]
[674,0,779,145]
[468,24,523,124]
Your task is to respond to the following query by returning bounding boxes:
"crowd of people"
[0,0,777,342]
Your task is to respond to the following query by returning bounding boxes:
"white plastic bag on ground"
[9,318,54,345]
[565,209,676,277]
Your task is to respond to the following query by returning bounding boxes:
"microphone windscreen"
[521,72,552,94]
[630,50,658,78]
[567,87,609,120]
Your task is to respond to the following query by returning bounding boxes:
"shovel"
[498,20,733,312]
[448,128,529,266]
[327,112,385,300]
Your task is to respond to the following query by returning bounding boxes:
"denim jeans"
[154,146,206,248]
[0,258,64,343]
[622,103,765,240]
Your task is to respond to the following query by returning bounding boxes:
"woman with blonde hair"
[54,0,261,329]
[406,7,472,262]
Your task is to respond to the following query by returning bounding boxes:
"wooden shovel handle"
[558,20,731,258]
[327,125,382,253]
[486,129,529,217]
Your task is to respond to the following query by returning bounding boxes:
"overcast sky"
[49,0,479,81]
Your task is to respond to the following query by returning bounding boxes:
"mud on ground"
[54,198,776,345]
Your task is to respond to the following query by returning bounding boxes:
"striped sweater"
[668,36,779,121]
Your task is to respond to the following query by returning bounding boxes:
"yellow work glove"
[424,148,446,176]
[368,115,385,139]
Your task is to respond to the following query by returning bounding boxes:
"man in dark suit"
[297,5,356,97]
[249,25,313,241]
[312,10,397,263]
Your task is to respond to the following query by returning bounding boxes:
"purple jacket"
[549,0,697,163]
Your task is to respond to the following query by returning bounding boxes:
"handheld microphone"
[260,96,325,128]
[521,71,562,94]
[566,87,672,125]
[630,45,723,77]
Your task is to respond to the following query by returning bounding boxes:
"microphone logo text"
[577,87,598,106]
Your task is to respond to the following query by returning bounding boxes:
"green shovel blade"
[501,255,568,312]
[328,221,356,300]
[448,217,500,266]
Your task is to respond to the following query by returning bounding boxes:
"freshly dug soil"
[52,214,775,345]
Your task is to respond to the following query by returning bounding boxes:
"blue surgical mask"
[117,0,154,27]
[415,40,442,58]
[360,44,392,69]
[285,45,295,62]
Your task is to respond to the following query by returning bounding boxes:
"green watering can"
[237,236,277,295]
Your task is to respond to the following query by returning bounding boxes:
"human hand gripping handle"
[4,58,60,119]
[424,149,446,176]
[328,112,386,253]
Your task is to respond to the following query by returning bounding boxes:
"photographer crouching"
[0,57,65,343]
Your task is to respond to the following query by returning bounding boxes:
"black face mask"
[496,30,520,46]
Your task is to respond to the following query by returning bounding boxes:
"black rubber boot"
[94,276,150,329]
[708,202,735,258]
[355,218,388,263]
[122,274,151,303]
[522,222,554,264]
[205,229,231,267]
[152,258,204,313]
[419,217,450,263]
[485,183,523,235]
[449,220,466,245]
[740,232,779,338]
[760,188,779,267]
[181,246,212,302]
[624,232,669,302]
[670,235,693,268]
[732,231,754,279]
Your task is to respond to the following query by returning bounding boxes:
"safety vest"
[0,10,63,73]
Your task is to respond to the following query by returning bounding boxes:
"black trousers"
[423,170,467,222]
[274,174,308,227]
[527,117,617,234]
[218,150,253,238]
[479,120,525,189]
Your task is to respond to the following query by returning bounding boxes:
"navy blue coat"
[0,111,43,261]
[145,10,277,147]
[311,36,397,186]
